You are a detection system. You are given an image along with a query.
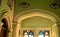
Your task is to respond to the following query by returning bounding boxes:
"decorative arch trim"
[14,9,60,22]
[14,9,60,37]
[1,15,10,29]
[17,12,57,24]
[15,10,59,37]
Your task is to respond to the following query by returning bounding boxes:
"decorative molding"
[8,28,13,33]
[19,2,30,8]
[1,15,10,28]
[7,0,13,10]
[14,9,60,22]
[15,12,57,37]
[13,21,18,29]
[1,9,8,17]
[49,0,60,9]
[17,12,57,24]
[49,3,60,9]
[13,20,18,25]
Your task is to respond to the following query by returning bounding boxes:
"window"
[38,30,49,37]
[23,30,34,37]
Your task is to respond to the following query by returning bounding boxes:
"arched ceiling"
[21,16,53,28]
[14,0,60,18]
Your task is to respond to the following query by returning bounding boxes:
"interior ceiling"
[21,16,53,28]
[14,0,60,18]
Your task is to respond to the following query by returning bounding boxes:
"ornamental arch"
[14,9,60,37]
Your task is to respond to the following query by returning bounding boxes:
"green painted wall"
[0,0,9,13]
[0,0,9,36]
[14,0,60,37]
[21,16,53,28]
[0,0,9,23]
[0,0,9,19]
[0,0,60,37]
[14,0,60,18]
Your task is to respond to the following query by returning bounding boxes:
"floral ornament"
[19,2,30,8]
[49,3,60,9]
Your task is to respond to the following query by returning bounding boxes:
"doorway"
[1,18,8,37]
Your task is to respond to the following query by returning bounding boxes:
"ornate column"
[15,23,20,37]
[52,23,59,37]
[56,22,60,37]
[8,27,13,37]
[12,21,20,37]
[12,21,18,37]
